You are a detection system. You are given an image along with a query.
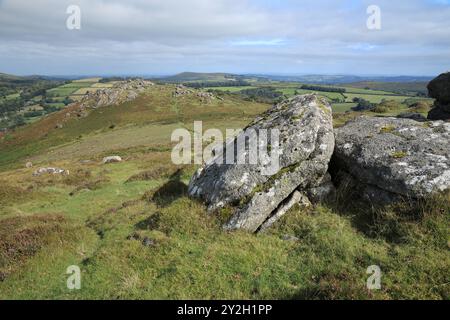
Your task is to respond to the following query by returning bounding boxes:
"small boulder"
[25,161,33,168]
[102,156,122,164]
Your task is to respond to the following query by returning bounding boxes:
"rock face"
[428,72,450,120]
[333,116,450,202]
[188,95,335,232]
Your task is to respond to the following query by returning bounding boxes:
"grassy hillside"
[0,84,448,300]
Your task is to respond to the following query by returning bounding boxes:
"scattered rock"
[333,116,450,202]
[102,156,122,164]
[173,84,192,97]
[142,237,156,247]
[25,162,33,168]
[33,167,69,176]
[189,95,335,232]
[427,72,450,121]
[197,91,215,102]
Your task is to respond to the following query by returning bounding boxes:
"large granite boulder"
[333,116,450,202]
[427,72,450,121]
[428,72,450,104]
[188,95,335,232]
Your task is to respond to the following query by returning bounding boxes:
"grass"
[332,103,356,113]
[0,83,448,300]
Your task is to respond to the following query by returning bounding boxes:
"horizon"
[1,0,449,76]
[1,71,440,79]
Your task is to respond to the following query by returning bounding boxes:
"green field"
[331,103,357,113]
[202,81,432,113]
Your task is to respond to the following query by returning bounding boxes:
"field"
[203,82,432,112]
[0,83,448,300]
[46,79,117,102]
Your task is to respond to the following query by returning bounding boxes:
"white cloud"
[0,0,449,75]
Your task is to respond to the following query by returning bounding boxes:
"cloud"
[0,0,449,75]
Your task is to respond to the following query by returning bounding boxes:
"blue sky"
[0,0,449,76]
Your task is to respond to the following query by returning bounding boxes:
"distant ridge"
[252,74,434,84]
[157,72,434,85]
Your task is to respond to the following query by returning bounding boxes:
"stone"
[33,167,69,176]
[189,95,335,232]
[102,156,122,164]
[333,116,450,201]
[282,234,300,242]
[25,161,33,168]
[142,237,156,247]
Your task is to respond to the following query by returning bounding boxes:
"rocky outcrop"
[188,95,335,232]
[80,79,154,109]
[427,72,450,121]
[61,79,154,123]
[333,116,450,203]
[173,84,217,102]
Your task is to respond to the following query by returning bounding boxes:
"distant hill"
[158,72,269,83]
[251,74,434,85]
[160,72,235,82]
[158,72,434,85]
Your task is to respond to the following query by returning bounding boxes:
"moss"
[317,101,332,115]
[380,125,396,134]
[391,151,408,159]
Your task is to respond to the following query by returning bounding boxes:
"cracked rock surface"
[333,116,450,200]
[188,95,335,232]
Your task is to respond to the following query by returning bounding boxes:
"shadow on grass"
[151,169,188,207]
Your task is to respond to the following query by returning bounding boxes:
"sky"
[0,0,449,76]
